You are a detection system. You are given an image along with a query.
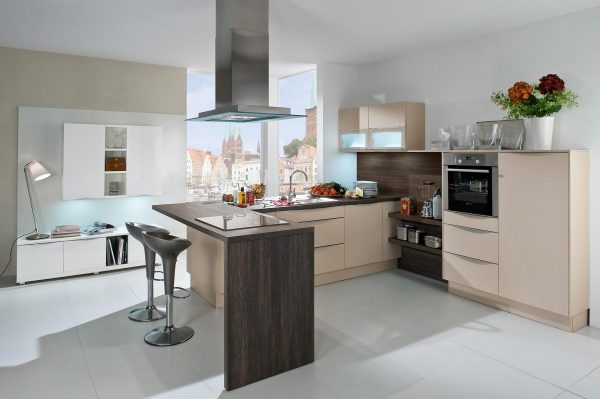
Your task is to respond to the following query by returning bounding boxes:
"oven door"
[444,166,497,216]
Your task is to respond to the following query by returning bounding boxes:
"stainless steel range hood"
[188,0,305,123]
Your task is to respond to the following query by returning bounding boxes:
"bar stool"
[125,222,169,322]
[141,231,194,346]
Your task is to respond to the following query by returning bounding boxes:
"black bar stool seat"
[125,222,169,322]
[141,231,193,346]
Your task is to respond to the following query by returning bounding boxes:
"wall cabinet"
[338,102,424,152]
[62,123,163,200]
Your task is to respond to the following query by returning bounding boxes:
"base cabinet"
[17,242,63,280]
[344,203,383,268]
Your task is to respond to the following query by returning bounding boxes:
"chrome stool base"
[144,325,194,346]
[128,306,166,322]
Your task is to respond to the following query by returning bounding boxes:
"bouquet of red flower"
[491,74,578,119]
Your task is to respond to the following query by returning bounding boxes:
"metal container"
[424,235,442,249]
[408,229,423,245]
[396,223,413,241]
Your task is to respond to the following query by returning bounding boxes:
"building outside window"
[186,73,261,201]
[278,70,317,195]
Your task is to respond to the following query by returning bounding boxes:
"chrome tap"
[288,170,308,199]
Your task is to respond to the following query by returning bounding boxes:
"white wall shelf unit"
[63,123,163,200]
[16,227,146,284]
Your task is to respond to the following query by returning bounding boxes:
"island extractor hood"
[188,0,306,123]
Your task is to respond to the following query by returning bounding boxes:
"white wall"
[17,107,187,245]
[316,62,361,188]
[355,8,600,326]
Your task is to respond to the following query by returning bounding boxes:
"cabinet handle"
[448,224,493,234]
[445,251,493,264]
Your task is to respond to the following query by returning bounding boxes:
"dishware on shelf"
[397,223,412,241]
[475,122,503,150]
[408,229,424,244]
[449,124,477,150]
[430,140,451,150]
[476,120,524,150]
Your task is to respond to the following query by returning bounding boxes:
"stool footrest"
[152,270,164,282]
[173,287,190,299]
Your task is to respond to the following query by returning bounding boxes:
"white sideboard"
[17,227,146,284]
[63,123,164,200]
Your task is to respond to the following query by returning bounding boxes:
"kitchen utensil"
[420,200,433,218]
[432,187,442,220]
[396,223,413,241]
[408,229,423,244]
[419,181,436,201]
[449,124,477,150]
[424,235,442,249]
[477,120,524,150]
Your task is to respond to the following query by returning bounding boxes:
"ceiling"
[1,0,599,77]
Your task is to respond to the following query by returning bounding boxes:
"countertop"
[253,194,402,213]
[152,201,313,242]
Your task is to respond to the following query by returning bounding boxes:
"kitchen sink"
[293,197,339,205]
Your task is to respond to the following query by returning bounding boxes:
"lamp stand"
[24,164,49,240]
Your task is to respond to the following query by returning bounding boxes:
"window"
[186,73,262,201]
[278,70,317,195]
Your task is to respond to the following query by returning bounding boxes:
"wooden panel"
[443,210,498,232]
[315,244,345,274]
[225,231,314,390]
[357,153,442,208]
[444,224,498,263]
[368,102,406,129]
[498,153,569,316]
[276,206,344,222]
[338,106,368,132]
[17,242,63,281]
[187,227,225,308]
[405,102,425,150]
[63,123,105,200]
[443,252,498,295]
[569,151,590,315]
[304,218,345,247]
[127,126,163,196]
[398,246,442,281]
[382,201,402,260]
[64,238,106,272]
[344,203,383,268]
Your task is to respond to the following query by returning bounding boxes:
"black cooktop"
[196,212,289,231]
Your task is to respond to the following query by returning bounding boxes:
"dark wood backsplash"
[357,152,443,205]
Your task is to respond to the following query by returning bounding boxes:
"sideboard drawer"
[444,224,498,263]
[17,242,63,280]
[64,238,106,272]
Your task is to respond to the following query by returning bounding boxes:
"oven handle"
[446,168,490,174]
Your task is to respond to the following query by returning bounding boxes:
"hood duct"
[188,0,306,123]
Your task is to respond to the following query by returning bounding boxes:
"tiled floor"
[1,268,599,399]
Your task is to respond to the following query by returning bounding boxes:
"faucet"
[288,170,308,199]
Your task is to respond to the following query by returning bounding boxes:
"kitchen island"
[152,201,314,391]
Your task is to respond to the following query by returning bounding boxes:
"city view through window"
[186,70,317,201]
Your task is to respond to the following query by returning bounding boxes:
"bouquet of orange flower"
[491,74,578,119]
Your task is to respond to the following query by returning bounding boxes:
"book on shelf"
[51,224,81,239]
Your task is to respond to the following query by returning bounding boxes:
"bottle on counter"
[246,188,255,205]
[238,186,246,204]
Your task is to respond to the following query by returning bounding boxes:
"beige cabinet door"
[382,201,402,260]
[368,103,406,129]
[498,153,569,316]
[345,203,383,267]
[338,106,368,132]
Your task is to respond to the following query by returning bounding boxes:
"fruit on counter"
[250,183,266,199]
[309,181,347,197]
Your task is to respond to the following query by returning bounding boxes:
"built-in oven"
[443,153,498,217]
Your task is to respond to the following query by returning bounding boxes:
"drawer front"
[315,244,345,275]
[443,252,498,295]
[304,218,345,247]
[17,242,63,279]
[444,224,498,263]
[64,238,106,271]
[443,211,498,233]
[276,206,345,222]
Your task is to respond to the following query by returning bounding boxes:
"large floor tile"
[301,343,421,399]
[450,312,600,388]
[568,365,600,398]
[384,343,562,399]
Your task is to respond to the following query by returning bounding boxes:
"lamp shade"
[25,161,51,181]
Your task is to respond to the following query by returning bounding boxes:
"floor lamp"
[24,161,52,240]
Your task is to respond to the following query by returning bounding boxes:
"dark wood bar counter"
[152,202,315,391]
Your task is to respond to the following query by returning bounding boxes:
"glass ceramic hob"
[196,212,289,231]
